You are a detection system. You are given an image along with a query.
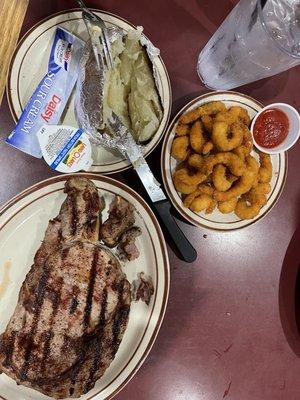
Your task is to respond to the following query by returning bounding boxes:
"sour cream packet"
[6,27,84,158]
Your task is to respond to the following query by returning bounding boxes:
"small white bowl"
[250,102,300,154]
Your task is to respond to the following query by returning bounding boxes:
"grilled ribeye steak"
[0,177,131,399]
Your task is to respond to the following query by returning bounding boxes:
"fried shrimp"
[235,198,263,220]
[250,182,271,195]
[229,106,251,126]
[171,136,189,161]
[202,140,214,155]
[183,184,214,208]
[202,141,214,155]
[214,167,256,202]
[218,197,238,214]
[188,153,204,170]
[205,198,217,214]
[214,155,258,202]
[202,152,245,177]
[214,106,251,126]
[171,102,273,220]
[201,115,213,133]
[197,184,215,196]
[183,189,202,208]
[173,170,198,194]
[173,168,207,186]
[212,121,243,151]
[175,123,190,136]
[258,153,272,183]
[174,180,197,194]
[190,194,214,213]
[246,155,260,174]
[190,120,205,153]
[212,164,234,192]
[179,101,227,124]
[202,140,214,156]
[246,155,260,186]
[235,190,267,220]
[233,125,253,160]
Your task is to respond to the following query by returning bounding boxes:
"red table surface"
[1,1,300,399]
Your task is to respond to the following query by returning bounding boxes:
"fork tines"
[82,10,114,70]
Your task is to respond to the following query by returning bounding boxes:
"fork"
[76,0,114,69]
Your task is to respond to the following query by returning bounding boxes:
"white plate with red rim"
[7,9,172,174]
[0,173,169,400]
[161,91,288,231]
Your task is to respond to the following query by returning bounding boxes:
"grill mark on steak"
[69,299,79,315]
[20,265,49,380]
[56,221,63,246]
[69,286,80,315]
[68,365,81,395]
[40,278,63,369]
[84,190,100,219]
[83,288,108,393]
[83,247,99,330]
[111,281,130,356]
[84,190,99,238]
[62,247,70,259]
[2,331,16,368]
[71,193,78,237]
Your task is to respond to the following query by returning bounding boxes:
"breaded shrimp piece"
[190,120,205,153]
[179,101,227,124]
[202,141,214,155]
[218,197,238,214]
[202,152,245,177]
[258,152,272,183]
[201,115,214,133]
[235,191,267,220]
[171,136,189,161]
[174,168,207,186]
[212,164,235,192]
[188,153,204,170]
[175,123,190,136]
[212,121,243,151]
[233,125,253,160]
[183,184,214,208]
[215,106,251,126]
[173,171,198,194]
[214,168,256,202]
[190,194,213,213]
[205,198,217,214]
[213,155,258,202]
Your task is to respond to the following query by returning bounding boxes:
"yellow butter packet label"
[37,124,92,173]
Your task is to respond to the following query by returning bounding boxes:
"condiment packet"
[6,27,84,158]
[37,125,92,173]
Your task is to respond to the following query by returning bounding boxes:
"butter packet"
[37,125,92,173]
[6,27,84,158]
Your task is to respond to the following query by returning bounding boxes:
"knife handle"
[153,199,197,263]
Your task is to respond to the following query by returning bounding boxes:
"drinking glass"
[197,0,300,90]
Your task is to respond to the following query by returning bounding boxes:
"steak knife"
[107,113,197,263]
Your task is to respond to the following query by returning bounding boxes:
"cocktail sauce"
[253,108,289,148]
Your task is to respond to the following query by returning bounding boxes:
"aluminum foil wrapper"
[74,25,163,152]
[75,26,123,146]
[138,26,162,97]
